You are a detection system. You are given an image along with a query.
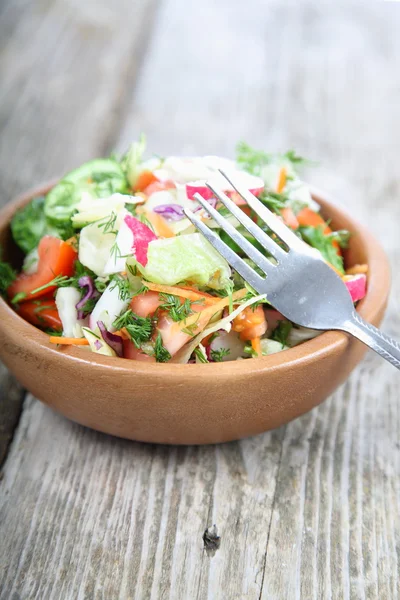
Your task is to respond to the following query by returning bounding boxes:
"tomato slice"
[8,236,77,301]
[16,296,62,330]
[123,339,156,362]
[232,305,267,341]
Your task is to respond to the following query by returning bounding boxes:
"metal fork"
[183,170,400,370]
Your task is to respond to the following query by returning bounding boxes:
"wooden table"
[1,1,399,598]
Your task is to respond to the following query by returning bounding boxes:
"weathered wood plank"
[1,1,400,599]
[0,363,24,468]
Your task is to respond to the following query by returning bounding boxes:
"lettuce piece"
[123,134,147,188]
[11,196,73,254]
[44,159,128,226]
[133,233,231,289]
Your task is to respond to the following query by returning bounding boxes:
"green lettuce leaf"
[133,233,231,289]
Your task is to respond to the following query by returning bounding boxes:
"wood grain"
[1,0,400,598]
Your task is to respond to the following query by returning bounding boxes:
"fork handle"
[341,312,400,370]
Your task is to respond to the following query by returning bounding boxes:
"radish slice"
[344,274,367,303]
[186,171,264,202]
[124,214,157,266]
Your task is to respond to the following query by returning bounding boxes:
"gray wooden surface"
[1,1,400,598]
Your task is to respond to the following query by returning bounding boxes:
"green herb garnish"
[113,309,153,348]
[109,274,132,301]
[159,293,193,322]
[271,321,292,346]
[154,333,171,363]
[210,347,230,362]
[298,225,348,274]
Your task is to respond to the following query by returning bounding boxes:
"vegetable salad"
[0,138,368,363]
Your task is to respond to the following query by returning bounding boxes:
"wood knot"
[203,524,221,557]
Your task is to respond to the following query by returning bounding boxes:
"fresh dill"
[159,293,193,322]
[109,274,132,301]
[113,309,153,348]
[154,333,171,363]
[97,211,118,234]
[210,347,230,362]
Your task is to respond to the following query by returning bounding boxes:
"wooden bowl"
[0,183,391,444]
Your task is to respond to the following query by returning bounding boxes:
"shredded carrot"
[276,167,287,193]
[346,263,368,276]
[114,328,130,340]
[144,281,221,305]
[251,337,262,356]
[49,337,90,345]
[174,288,247,337]
[144,210,175,238]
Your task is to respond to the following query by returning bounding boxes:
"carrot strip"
[49,337,90,345]
[346,263,368,275]
[144,281,221,305]
[173,288,248,337]
[113,328,131,340]
[276,167,287,193]
[251,337,262,356]
[144,210,175,238]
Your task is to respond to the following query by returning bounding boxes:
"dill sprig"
[210,347,230,362]
[113,309,153,348]
[159,293,193,322]
[109,274,132,301]
[153,333,171,362]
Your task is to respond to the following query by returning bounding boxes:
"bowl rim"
[0,181,391,379]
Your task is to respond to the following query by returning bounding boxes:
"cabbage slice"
[133,233,231,289]
[172,294,266,363]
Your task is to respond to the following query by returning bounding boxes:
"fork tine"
[183,209,265,292]
[219,169,306,250]
[193,193,275,274]
[204,183,285,260]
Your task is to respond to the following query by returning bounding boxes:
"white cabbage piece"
[55,287,86,338]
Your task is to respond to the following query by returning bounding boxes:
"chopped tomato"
[232,305,267,341]
[130,291,162,317]
[8,236,77,302]
[135,170,158,192]
[143,179,175,197]
[123,339,156,362]
[280,207,299,229]
[297,207,340,253]
[16,296,62,330]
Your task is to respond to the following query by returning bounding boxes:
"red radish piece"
[186,172,264,203]
[344,274,367,302]
[124,214,157,266]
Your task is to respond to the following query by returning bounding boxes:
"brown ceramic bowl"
[0,183,391,444]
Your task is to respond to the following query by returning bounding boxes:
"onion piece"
[76,275,99,319]
[153,204,185,221]
[97,321,123,357]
